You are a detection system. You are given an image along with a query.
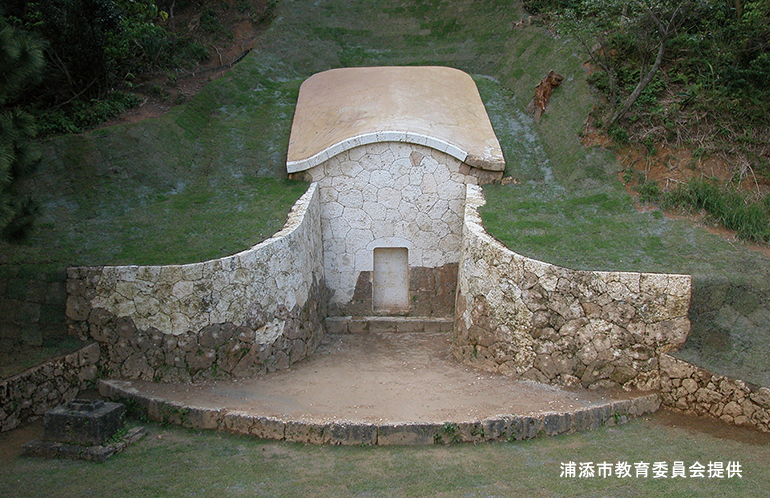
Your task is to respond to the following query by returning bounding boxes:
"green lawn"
[2,411,769,497]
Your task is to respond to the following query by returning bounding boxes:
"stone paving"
[99,332,660,445]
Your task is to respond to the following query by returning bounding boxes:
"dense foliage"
[0,1,218,236]
[0,25,44,239]
[0,0,209,134]
[526,0,770,180]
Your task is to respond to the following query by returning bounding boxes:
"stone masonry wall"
[65,184,327,382]
[660,353,770,432]
[300,141,479,316]
[1,343,99,432]
[453,185,692,391]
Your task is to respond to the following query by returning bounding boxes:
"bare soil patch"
[583,118,770,258]
[101,0,272,127]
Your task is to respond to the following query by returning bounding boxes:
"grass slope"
[1,0,768,383]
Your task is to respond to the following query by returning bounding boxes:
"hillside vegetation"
[1,0,768,385]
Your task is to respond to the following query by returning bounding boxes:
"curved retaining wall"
[453,185,692,391]
[65,183,326,382]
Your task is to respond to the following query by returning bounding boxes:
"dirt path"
[101,0,271,127]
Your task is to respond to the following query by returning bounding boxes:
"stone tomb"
[286,66,505,317]
[63,65,691,391]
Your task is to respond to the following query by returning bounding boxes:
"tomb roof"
[286,66,505,173]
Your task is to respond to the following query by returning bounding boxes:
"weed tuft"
[636,180,660,204]
[662,178,770,244]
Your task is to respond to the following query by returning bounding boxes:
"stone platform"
[324,316,454,334]
[99,332,660,445]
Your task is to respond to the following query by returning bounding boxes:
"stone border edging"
[99,379,660,445]
[0,343,100,432]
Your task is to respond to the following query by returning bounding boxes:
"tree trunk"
[609,37,667,126]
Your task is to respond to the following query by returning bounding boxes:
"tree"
[35,0,124,100]
[609,1,695,124]
[718,0,770,95]
[560,1,623,107]
[2,0,207,110]
[562,0,699,125]
[0,25,45,239]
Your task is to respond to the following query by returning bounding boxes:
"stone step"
[98,375,661,446]
[324,316,454,334]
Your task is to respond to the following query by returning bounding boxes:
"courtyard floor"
[99,332,657,444]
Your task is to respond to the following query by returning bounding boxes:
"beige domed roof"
[286,66,505,174]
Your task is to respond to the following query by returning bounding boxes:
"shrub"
[636,180,660,204]
[37,91,143,136]
[608,126,628,144]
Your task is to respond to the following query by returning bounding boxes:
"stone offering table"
[21,399,144,461]
[44,399,125,446]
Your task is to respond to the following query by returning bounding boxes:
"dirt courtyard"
[100,332,654,429]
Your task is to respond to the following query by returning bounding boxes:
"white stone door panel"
[373,247,409,312]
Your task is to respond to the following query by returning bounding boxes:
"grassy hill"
[2,0,768,385]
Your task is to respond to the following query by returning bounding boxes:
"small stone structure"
[22,398,145,461]
[44,399,124,446]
